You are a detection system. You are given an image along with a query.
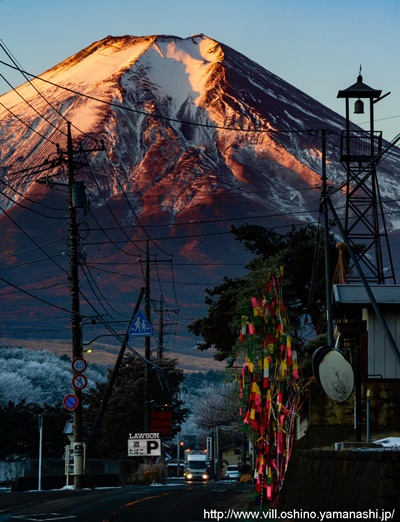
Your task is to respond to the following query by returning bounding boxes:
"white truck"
[184,450,210,481]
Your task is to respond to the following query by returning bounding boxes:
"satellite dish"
[312,345,331,384]
[312,346,354,402]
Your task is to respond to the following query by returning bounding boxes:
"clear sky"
[1,0,399,141]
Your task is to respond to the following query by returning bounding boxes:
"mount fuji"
[1,34,399,368]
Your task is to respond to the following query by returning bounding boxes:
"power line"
[82,155,147,257]
[0,73,65,137]
[0,252,66,272]
[0,272,73,315]
[102,147,171,257]
[0,200,69,276]
[82,262,231,287]
[0,59,322,136]
[80,262,127,319]
[0,237,65,262]
[0,40,103,145]
[0,178,68,219]
[0,280,66,298]
[0,99,58,146]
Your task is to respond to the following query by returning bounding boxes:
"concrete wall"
[278,448,400,511]
[309,379,400,439]
[277,379,400,511]
[0,459,138,487]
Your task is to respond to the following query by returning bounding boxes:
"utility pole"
[34,123,103,487]
[139,245,174,431]
[67,122,85,490]
[321,129,334,347]
[144,241,151,432]
[157,296,164,359]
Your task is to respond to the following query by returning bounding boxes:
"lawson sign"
[128,432,161,456]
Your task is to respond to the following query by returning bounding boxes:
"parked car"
[225,465,240,479]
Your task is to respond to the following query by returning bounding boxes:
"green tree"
[84,354,188,458]
[0,400,69,459]
[189,223,337,361]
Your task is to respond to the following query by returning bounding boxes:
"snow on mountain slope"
[0,34,340,213]
[1,33,400,357]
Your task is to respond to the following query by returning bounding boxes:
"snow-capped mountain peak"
[1,34,400,355]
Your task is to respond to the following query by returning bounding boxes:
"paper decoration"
[238,268,311,509]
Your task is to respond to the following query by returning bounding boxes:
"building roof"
[333,284,400,305]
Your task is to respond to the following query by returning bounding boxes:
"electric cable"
[80,261,127,319]
[0,40,98,144]
[102,146,172,257]
[83,261,231,287]
[81,151,147,257]
[0,272,73,315]
[0,280,66,297]
[85,206,323,229]
[0,252,66,272]
[0,59,324,136]
[0,178,68,220]
[0,237,65,262]
[0,200,69,276]
[0,72,66,138]
[0,99,58,146]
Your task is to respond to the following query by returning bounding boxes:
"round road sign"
[72,373,88,390]
[72,357,87,373]
[63,393,79,411]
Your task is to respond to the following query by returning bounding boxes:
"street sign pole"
[38,413,43,491]
[64,393,79,411]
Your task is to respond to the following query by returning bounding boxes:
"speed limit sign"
[72,357,87,373]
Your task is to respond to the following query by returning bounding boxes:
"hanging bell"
[354,99,364,114]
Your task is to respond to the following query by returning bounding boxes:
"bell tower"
[337,70,395,284]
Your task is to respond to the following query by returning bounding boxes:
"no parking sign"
[63,393,79,411]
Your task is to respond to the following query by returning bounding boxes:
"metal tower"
[337,72,396,284]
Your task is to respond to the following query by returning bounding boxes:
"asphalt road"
[0,481,255,522]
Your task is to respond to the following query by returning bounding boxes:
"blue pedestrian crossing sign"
[129,310,153,337]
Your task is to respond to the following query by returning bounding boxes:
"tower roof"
[337,74,382,99]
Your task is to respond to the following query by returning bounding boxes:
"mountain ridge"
[1,34,400,366]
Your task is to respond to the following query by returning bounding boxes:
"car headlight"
[187,473,193,479]
[202,474,209,480]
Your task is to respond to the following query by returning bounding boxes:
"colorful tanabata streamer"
[238,269,309,509]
